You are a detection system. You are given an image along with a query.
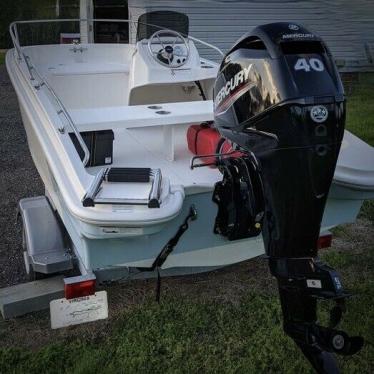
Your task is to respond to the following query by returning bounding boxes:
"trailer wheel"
[22,225,45,281]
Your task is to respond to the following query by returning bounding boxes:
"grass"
[0,271,373,374]
[346,74,374,147]
[0,74,373,373]
[0,295,309,374]
[0,244,373,374]
[345,73,374,221]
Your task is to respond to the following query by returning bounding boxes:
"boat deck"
[88,125,222,192]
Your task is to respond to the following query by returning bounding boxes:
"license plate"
[50,291,108,329]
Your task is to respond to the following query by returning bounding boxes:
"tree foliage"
[0,0,79,48]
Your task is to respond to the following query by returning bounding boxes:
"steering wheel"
[148,29,190,68]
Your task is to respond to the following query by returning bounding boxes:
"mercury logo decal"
[310,105,328,123]
[215,64,253,113]
[282,33,314,39]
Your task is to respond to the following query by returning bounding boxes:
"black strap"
[152,206,197,270]
[137,205,197,301]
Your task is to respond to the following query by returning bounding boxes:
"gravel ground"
[0,65,43,287]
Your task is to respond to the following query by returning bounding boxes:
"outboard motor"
[213,23,363,373]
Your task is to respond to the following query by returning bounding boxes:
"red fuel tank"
[187,124,241,166]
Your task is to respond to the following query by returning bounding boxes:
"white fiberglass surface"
[23,44,133,109]
[48,72,129,109]
[23,44,134,70]
[335,131,374,189]
[88,125,221,189]
[96,180,153,200]
[123,126,222,187]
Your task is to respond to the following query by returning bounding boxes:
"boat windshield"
[136,11,189,41]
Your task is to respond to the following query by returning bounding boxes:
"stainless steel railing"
[9,20,92,166]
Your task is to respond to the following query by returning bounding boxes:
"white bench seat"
[68,100,214,132]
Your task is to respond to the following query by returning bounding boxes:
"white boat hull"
[19,103,365,278]
[16,95,365,275]
[6,45,373,281]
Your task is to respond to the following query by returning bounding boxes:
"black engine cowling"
[213,22,363,373]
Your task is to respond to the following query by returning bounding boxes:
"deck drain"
[156,110,171,115]
[148,105,162,110]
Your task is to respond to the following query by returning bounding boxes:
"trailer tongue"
[212,22,363,372]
